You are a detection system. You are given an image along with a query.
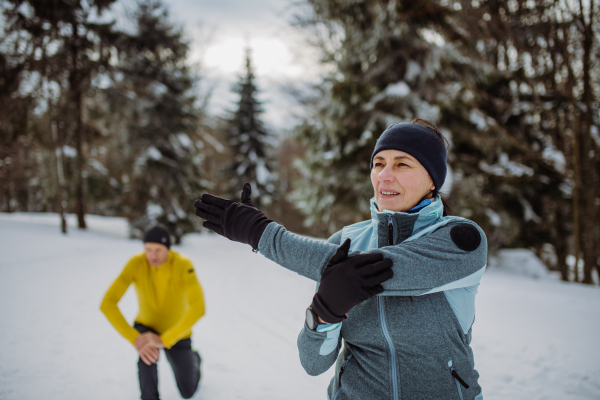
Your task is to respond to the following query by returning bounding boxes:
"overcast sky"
[159,0,324,132]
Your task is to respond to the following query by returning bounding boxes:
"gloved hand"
[311,238,393,323]
[193,183,273,251]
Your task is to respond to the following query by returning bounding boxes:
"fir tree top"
[226,48,276,207]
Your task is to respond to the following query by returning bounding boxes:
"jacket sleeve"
[297,322,343,376]
[160,259,205,348]
[258,222,340,281]
[100,258,140,346]
[258,221,487,295]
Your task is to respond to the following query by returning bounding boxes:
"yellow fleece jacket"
[100,250,205,349]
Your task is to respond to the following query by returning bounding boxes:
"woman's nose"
[378,165,393,182]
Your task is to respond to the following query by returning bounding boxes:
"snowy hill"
[1,214,599,400]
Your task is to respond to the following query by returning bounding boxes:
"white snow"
[147,203,164,221]
[540,135,566,174]
[591,125,600,147]
[420,28,445,47]
[176,133,192,148]
[404,60,422,83]
[147,147,162,161]
[479,153,534,177]
[518,196,542,224]
[1,214,599,400]
[363,81,410,111]
[88,158,109,176]
[385,81,410,98]
[440,163,453,194]
[469,109,488,130]
[488,248,551,280]
[201,132,225,153]
[255,160,273,186]
[0,212,129,238]
[485,208,502,227]
[542,146,566,174]
[62,145,77,158]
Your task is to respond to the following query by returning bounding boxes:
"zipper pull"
[450,366,470,389]
[387,214,393,246]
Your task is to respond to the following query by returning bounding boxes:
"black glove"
[193,183,273,251]
[311,238,393,323]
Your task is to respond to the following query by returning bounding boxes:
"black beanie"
[143,226,171,249]
[370,122,447,191]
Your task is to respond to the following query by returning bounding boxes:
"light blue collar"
[342,196,447,252]
[370,195,444,235]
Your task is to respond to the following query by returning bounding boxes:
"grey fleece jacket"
[257,200,487,400]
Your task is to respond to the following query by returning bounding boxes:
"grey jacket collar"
[369,196,444,247]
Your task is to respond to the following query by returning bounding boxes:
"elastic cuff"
[317,322,341,333]
[250,217,274,250]
[159,334,173,349]
[311,295,345,324]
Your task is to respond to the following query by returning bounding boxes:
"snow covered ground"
[1,213,599,400]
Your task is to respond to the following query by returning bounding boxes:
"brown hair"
[410,118,450,149]
[409,118,451,216]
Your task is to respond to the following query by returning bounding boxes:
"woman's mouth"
[380,191,400,197]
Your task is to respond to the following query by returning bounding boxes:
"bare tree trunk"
[52,121,68,234]
[579,0,599,284]
[74,88,86,229]
[571,109,581,282]
[4,156,11,213]
[70,22,86,230]
[556,206,571,281]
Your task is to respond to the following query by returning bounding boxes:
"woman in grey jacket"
[195,119,487,400]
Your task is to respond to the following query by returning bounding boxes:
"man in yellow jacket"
[101,226,205,400]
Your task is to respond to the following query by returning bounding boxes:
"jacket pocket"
[333,354,353,400]
[448,360,469,400]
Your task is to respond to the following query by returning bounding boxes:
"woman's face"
[371,149,435,212]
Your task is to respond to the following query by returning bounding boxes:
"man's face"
[144,242,170,267]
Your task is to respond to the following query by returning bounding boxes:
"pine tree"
[226,49,276,208]
[1,0,125,229]
[457,0,600,282]
[293,0,599,283]
[0,51,34,213]
[114,0,208,244]
[292,0,505,235]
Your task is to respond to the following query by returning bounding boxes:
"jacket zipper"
[387,213,394,246]
[333,355,353,400]
[379,296,400,400]
[448,360,468,400]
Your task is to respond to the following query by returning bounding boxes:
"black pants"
[134,323,201,400]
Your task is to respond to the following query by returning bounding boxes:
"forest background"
[1,0,598,285]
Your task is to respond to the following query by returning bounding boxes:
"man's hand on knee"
[138,345,159,366]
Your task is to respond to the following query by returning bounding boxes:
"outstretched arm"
[194,183,486,295]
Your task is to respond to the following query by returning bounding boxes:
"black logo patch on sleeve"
[188,269,194,274]
[450,224,481,252]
